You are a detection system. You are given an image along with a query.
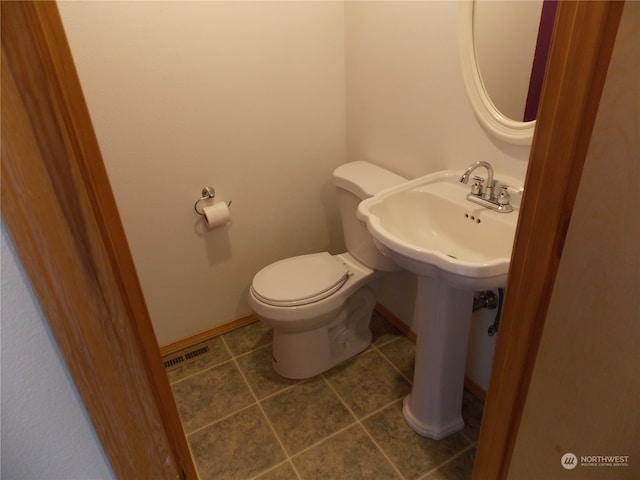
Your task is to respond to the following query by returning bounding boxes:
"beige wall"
[344,1,530,182]
[59,1,347,345]
[344,1,530,389]
[508,2,639,478]
[59,1,532,389]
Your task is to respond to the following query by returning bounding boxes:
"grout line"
[182,430,202,480]
[288,460,304,480]
[185,402,258,437]
[229,351,296,478]
[459,428,477,445]
[172,320,482,480]
[370,333,403,349]
[253,396,293,463]
[181,334,264,436]
[321,372,408,480]
[361,427,407,480]
[286,421,357,460]
[319,373,358,422]
[167,357,234,386]
[219,334,235,358]
[371,338,415,386]
[221,323,274,360]
[417,443,477,480]
[232,342,272,361]
[356,396,404,424]
[258,380,302,403]
[356,399,408,480]
[246,460,299,480]
[166,335,238,386]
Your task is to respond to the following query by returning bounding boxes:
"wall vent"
[164,356,184,369]
[163,344,211,370]
[185,346,209,360]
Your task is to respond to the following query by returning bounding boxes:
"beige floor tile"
[377,335,416,382]
[292,424,401,479]
[362,400,471,480]
[235,345,299,400]
[165,336,231,384]
[261,376,355,456]
[424,446,476,480]
[171,361,254,433]
[254,461,300,480]
[223,321,273,356]
[323,349,411,418]
[371,311,404,347]
[167,313,485,480]
[189,405,286,480]
[461,391,484,442]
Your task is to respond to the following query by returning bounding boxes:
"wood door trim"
[1,3,196,478]
[472,2,624,478]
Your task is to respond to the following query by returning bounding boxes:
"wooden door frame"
[1,2,196,478]
[1,1,623,478]
[472,1,624,478]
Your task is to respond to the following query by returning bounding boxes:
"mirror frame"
[458,1,536,145]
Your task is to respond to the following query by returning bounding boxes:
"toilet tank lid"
[332,161,407,200]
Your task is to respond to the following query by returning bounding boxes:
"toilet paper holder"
[194,186,232,216]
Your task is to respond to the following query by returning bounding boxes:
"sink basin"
[357,169,522,290]
[357,168,523,439]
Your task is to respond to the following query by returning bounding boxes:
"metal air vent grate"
[163,344,211,370]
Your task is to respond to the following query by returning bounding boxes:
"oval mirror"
[458,1,556,145]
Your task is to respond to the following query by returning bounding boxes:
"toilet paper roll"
[202,202,231,228]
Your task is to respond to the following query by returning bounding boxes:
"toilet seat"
[251,252,351,307]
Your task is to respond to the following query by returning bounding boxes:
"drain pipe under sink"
[472,289,504,336]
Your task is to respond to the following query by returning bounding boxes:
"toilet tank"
[332,162,407,271]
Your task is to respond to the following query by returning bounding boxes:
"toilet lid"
[251,252,351,307]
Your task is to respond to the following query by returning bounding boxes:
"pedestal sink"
[357,169,522,439]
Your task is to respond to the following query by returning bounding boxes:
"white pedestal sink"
[357,170,522,439]
[404,277,473,439]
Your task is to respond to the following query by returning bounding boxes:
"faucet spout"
[459,161,494,199]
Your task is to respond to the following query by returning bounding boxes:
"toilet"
[248,161,407,379]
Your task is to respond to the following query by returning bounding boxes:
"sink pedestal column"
[403,276,473,440]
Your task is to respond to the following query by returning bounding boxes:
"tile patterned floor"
[165,312,484,480]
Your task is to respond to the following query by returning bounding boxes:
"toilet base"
[270,287,376,379]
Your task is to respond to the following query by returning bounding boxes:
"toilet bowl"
[248,162,407,379]
[248,252,379,379]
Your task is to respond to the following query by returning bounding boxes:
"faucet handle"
[497,185,511,206]
[471,176,484,196]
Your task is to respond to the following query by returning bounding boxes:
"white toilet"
[248,161,407,379]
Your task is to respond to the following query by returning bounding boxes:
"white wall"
[58,1,347,346]
[59,1,531,390]
[344,1,531,389]
[1,225,114,480]
[344,1,530,182]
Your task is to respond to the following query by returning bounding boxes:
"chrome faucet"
[459,161,494,200]
[459,161,512,213]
